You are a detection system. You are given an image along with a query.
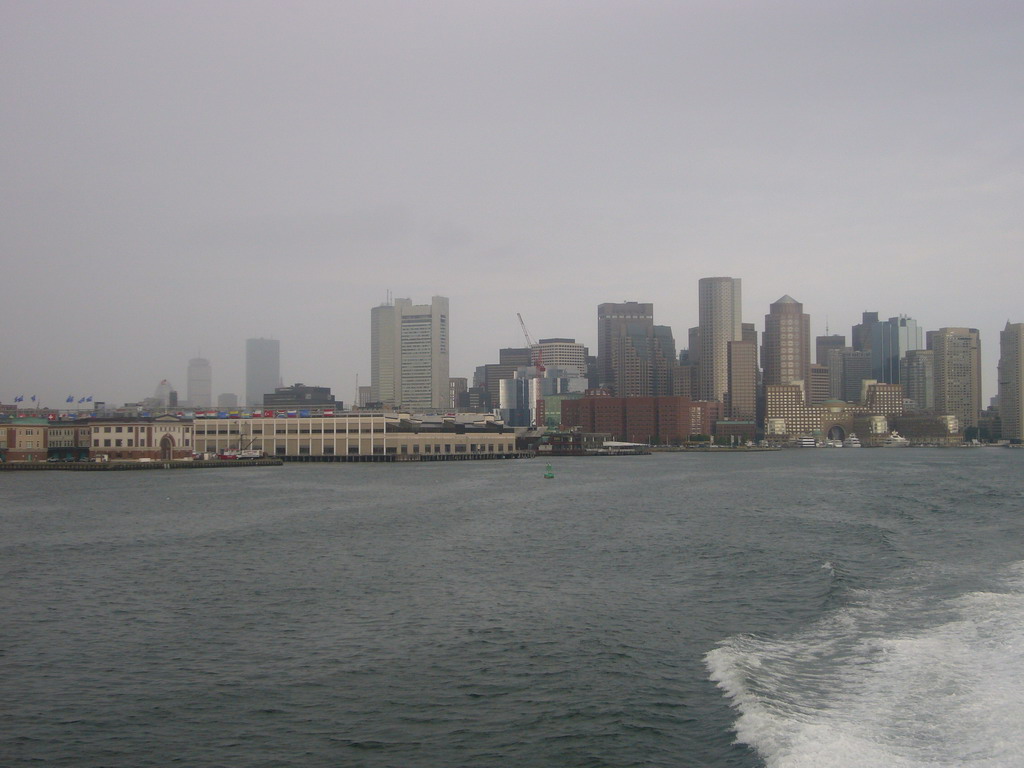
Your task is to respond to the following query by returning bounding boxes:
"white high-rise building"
[698,277,742,403]
[187,357,212,409]
[533,338,588,377]
[246,338,280,408]
[371,296,450,411]
[998,322,1024,441]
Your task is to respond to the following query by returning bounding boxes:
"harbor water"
[3,449,1023,767]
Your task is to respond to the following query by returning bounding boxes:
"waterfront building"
[246,338,281,408]
[370,296,450,411]
[187,357,212,409]
[192,412,518,460]
[764,381,905,444]
[928,327,982,430]
[998,322,1024,441]
[762,295,811,393]
[0,418,50,462]
[808,364,831,405]
[892,414,961,445]
[863,381,904,416]
[87,415,194,460]
[698,277,742,403]
[561,394,722,444]
[45,422,92,461]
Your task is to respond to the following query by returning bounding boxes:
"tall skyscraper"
[187,357,212,409]
[761,295,811,391]
[597,302,654,393]
[246,338,280,407]
[871,315,922,384]
[828,348,872,403]
[698,277,742,403]
[816,334,846,366]
[852,312,879,353]
[928,327,981,430]
[370,296,450,411]
[998,322,1024,441]
[726,340,758,419]
[153,379,174,407]
[901,349,935,410]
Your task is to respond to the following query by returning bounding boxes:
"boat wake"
[706,561,1024,768]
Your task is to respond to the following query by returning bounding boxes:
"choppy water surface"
[3,449,1023,767]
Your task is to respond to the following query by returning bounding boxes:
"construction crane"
[517,313,545,373]
[516,313,546,428]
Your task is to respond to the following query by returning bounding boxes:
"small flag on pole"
[67,395,74,403]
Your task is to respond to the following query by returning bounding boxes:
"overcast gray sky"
[3,0,1021,407]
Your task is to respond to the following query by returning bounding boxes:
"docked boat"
[842,434,862,448]
[880,431,910,447]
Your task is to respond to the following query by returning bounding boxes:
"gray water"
[3,449,1023,767]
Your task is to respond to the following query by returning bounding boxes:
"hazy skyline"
[3,1,1021,406]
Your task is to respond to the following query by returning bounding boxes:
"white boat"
[880,431,910,447]
[843,434,862,448]
[796,436,817,448]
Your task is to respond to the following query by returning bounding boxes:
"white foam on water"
[706,562,1024,768]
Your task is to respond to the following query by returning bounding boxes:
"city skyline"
[2,2,1021,406]
[4,283,1014,416]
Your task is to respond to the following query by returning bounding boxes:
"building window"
[115,439,123,447]
[104,439,111,447]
